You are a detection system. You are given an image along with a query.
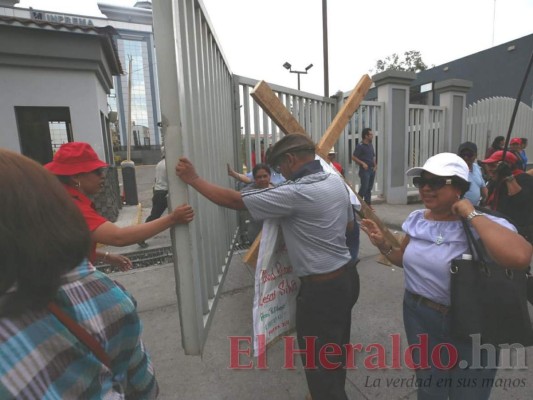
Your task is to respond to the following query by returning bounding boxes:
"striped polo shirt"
[242,161,353,277]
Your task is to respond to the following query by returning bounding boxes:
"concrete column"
[434,79,473,153]
[373,70,416,204]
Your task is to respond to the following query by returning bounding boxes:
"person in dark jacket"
[482,150,533,243]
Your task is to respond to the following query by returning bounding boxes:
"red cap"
[510,138,522,145]
[44,142,108,175]
[481,150,518,165]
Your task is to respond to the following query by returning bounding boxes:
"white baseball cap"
[406,152,469,182]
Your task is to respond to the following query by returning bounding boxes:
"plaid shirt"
[0,260,158,399]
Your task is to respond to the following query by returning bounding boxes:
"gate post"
[434,79,472,152]
[373,70,416,204]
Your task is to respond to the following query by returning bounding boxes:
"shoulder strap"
[460,218,487,263]
[47,302,111,369]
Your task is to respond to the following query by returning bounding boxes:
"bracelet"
[103,251,109,263]
[466,210,484,222]
[380,246,393,256]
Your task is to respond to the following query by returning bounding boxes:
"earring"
[75,181,81,188]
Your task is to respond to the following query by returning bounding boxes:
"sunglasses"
[91,168,106,177]
[413,176,452,190]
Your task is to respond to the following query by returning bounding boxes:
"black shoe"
[138,241,149,249]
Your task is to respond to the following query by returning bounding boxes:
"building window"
[49,121,69,153]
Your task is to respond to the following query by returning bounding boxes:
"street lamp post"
[283,62,313,90]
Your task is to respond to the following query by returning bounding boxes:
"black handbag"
[450,219,533,346]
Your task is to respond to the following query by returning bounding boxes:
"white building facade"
[0,0,161,165]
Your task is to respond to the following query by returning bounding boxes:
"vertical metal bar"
[253,99,260,166]
[322,0,329,97]
[202,21,221,286]
[242,85,251,171]
[182,0,210,313]
[234,82,244,172]
[152,0,203,355]
[194,6,216,298]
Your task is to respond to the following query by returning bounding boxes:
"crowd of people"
[1,129,532,399]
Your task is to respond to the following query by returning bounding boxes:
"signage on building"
[31,11,94,27]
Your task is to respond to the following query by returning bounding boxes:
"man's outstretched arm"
[176,157,246,210]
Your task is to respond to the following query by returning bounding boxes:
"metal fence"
[465,97,533,159]
[337,94,384,197]
[405,105,446,190]
[233,79,388,197]
[153,0,238,355]
[233,75,337,172]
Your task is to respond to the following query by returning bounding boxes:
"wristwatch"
[466,210,485,222]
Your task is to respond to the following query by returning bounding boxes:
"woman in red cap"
[509,138,525,171]
[481,150,533,243]
[45,142,194,270]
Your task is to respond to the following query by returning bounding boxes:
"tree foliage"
[373,50,429,74]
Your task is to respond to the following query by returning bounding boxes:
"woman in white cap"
[327,147,344,176]
[45,142,194,271]
[360,152,531,399]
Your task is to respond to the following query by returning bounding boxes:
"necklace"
[435,232,444,245]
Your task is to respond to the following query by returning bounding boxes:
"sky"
[16,0,533,95]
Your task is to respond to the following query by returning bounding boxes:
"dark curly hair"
[252,163,271,178]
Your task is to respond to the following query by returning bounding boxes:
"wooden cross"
[243,75,401,266]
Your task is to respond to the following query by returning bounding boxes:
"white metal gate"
[465,97,533,161]
[153,0,238,355]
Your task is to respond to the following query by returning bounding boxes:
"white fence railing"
[233,75,337,172]
[153,0,238,355]
[406,105,446,190]
[338,97,384,197]
[465,97,533,160]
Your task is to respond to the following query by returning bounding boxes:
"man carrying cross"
[176,133,359,400]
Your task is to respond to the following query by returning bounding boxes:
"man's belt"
[301,261,353,283]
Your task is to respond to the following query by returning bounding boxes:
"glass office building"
[99,1,160,150]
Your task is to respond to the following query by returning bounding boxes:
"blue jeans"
[403,290,498,400]
[358,168,375,205]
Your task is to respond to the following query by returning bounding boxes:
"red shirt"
[64,185,107,262]
[251,151,265,168]
[332,161,344,175]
